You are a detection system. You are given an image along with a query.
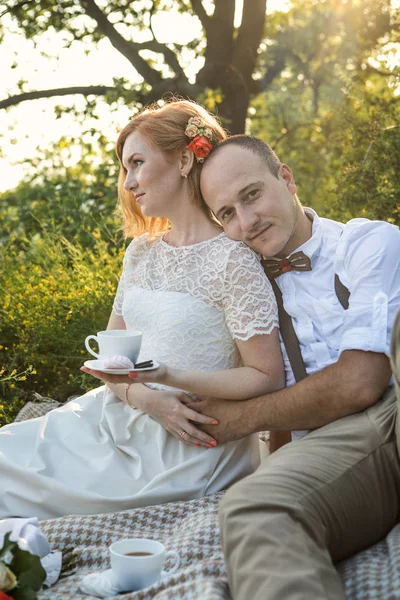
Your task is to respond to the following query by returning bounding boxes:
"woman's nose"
[124,173,137,192]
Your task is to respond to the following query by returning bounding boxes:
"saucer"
[83,359,159,375]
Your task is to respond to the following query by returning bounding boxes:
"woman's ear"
[279,163,297,195]
[179,147,195,178]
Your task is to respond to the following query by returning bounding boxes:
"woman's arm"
[87,370,219,447]
[86,311,218,447]
[107,311,126,331]
[131,329,285,400]
[103,311,128,403]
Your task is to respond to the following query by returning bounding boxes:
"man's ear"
[179,147,195,177]
[279,163,297,195]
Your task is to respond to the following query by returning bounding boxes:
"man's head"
[200,135,311,258]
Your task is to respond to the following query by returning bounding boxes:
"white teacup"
[109,538,180,592]
[85,330,142,364]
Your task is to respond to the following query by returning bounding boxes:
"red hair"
[115,99,227,237]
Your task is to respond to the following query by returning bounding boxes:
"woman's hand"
[80,366,218,448]
[139,387,219,448]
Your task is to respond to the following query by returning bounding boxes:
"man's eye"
[222,208,234,220]
[247,189,259,199]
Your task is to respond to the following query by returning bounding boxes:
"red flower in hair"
[187,136,213,162]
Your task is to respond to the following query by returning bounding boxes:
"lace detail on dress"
[113,233,277,340]
[112,233,278,385]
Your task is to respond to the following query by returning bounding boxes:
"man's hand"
[187,350,392,444]
[186,396,258,444]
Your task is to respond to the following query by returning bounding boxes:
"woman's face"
[122,130,181,217]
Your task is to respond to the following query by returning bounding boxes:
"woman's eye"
[133,159,143,166]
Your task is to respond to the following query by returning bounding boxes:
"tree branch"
[145,3,187,80]
[201,0,235,64]
[0,86,127,110]
[233,0,267,82]
[190,0,211,32]
[135,40,187,79]
[0,77,204,112]
[81,0,163,86]
[259,55,286,91]
[0,0,36,19]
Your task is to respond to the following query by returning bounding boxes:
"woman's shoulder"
[125,231,162,253]
[214,233,263,265]
[122,233,157,267]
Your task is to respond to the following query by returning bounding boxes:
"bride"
[0,99,284,520]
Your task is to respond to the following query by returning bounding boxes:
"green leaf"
[11,586,38,600]
[10,548,46,592]
[0,533,17,560]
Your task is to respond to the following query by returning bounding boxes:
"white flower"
[0,518,50,558]
[185,123,198,138]
[188,116,204,127]
[203,127,213,140]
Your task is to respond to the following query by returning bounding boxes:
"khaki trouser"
[220,311,400,600]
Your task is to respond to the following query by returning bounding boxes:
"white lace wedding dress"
[0,233,278,520]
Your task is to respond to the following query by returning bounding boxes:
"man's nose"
[237,207,259,232]
[124,173,137,192]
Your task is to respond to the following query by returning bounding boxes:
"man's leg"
[219,389,400,600]
[391,309,400,451]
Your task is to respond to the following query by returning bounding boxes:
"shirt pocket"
[314,293,344,340]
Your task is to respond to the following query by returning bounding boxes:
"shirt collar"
[288,207,322,263]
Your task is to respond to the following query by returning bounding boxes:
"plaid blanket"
[14,401,400,600]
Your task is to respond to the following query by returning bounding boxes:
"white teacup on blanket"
[80,538,180,597]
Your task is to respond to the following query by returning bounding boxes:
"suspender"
[262,263,350,383]
[334,274,350,310]
[269,279,308,382]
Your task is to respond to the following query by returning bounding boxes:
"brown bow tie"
[262,251,311,279]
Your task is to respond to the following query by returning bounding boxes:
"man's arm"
[190,349,391,444]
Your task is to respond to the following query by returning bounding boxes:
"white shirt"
[275,209,400,439]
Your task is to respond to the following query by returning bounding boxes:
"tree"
[249,0,399,220]
[1,0,276,133]
[0,131,122,248]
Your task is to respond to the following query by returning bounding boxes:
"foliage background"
[0,0,399,424]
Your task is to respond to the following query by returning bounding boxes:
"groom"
[196,135,400,600]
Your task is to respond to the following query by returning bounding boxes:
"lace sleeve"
[112,270,125,317]
[221,242,278,341]
[112,235,147,316]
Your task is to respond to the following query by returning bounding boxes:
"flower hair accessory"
[185,116,213,163]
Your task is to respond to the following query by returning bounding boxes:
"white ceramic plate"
[83,359,159,374]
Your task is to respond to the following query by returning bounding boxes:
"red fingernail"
[209,441,217,446]
[128,372,137,379]
[195,444,201,448]
[211,420,218,425]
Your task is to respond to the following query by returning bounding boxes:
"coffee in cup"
[109,538,180,592]
[85,330,142,364]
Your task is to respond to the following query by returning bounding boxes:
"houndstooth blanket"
[14,401,400,600]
